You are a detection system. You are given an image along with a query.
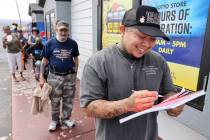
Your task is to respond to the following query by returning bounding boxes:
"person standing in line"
[2,25,25,82]
[11,23,18,33]
[80,6,184,140]
[39,20,79,132]
[27,27,40,71]
[28,27,39,46]
[17,27,28,70]
[21,26,30,70]
[27,37,44,80]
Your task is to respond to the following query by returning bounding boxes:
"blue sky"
[0,0,36,21]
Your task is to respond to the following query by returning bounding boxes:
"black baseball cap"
[122,5,169,41]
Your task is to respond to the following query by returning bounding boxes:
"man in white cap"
[40,20,79,132]
[80,5,184,140]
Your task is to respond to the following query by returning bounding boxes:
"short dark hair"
[12,23,18,27]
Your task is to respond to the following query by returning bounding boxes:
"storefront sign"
[142,0,210,91]
[102,0,132,48]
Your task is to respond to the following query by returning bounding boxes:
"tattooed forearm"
[84,99,130,119]
[40,62,45,77]
[73,57,79,72]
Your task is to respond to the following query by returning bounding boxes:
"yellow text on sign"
[172,41,187,48]
[158,47,174,54]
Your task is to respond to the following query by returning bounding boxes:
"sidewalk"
[0,47,12,140]
[12,60,95,140]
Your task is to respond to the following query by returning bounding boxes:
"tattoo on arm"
[73,57,79,72]
[40,62,45,77]
[85,99,129,119]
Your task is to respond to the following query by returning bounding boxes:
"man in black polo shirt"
[40,20,79,132]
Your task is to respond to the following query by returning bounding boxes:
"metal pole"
[14,0,22,25]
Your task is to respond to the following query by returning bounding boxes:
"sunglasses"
[58,28,69,32]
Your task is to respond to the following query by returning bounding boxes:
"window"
[45,11,55,40]
[50,12,55,37]
[45,14,51,40]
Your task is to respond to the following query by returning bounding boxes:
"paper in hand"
[119,89,205,124]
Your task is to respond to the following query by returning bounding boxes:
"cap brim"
[57,26,69,30]
[137,26,170,41]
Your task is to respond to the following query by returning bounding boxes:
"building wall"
[32,13,44,22]
[55,1,71,25]
[31,13,36,22]
[43,0,71,26]
[70,0,94,79]
[43,0,56,14]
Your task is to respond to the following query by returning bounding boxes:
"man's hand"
[39,57,48,88]
[167,105,184,117]
[163,92,185,117]
[39,77,46,88]
[127,90,158,112]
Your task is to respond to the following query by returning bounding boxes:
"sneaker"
[48,121,59,132]
[61,120,76,130]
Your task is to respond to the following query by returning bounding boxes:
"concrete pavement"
[12,60,95,140]
[0,46,12,140]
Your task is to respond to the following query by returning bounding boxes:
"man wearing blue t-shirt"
[40,20,79,132]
